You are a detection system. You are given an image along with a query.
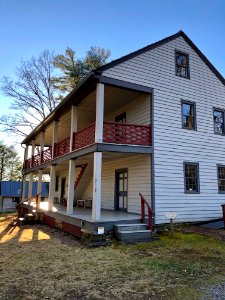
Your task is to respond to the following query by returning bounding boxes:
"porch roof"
[21,74,152,146]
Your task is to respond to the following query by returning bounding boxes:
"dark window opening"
[214,109,224,135]
[115,112,126,123]
[55,176,59,192]
[184,163,199,193]
[175,51,190,78]
[181,101,196,130]
[218,165,225,193]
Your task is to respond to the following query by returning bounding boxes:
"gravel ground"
[201,282,225,300]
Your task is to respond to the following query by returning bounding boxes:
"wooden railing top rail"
[104,121,151,128]
[18,193,41,206]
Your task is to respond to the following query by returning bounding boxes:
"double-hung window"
[175,51,190,79]
[181,101,196,130]
[213,109,224,135]
[217,165,225,193]
[184,162,199,193]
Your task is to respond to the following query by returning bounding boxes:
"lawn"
[0,214,224,300]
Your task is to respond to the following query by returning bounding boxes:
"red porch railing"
[24,158,32,169]
[23,122,151,171]
[32,154,40,167]
[54,137,70,158]
[103,122,151,146]
[73,123,95,150]
[139,193,153,230]
[41,147,52,163]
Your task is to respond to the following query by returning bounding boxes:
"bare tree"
[0,50,61,138]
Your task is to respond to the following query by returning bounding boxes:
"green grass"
[0,214,224,299]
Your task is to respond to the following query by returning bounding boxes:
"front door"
[60,178,66,203]
[115,169,128,212]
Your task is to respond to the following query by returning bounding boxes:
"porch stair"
[114,223,152,243]
[74,163,93,200]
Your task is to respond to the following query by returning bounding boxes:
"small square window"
[218,165,225,193]
[214,109,224,135]
[175,51,190,78]
[184,163,199,193]
[181,101,196,130]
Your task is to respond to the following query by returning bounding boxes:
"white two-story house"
[21,30,225,238]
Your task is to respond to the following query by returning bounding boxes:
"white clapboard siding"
[104,94,151,125]
[82,154,151,214]
[102,35,225,223]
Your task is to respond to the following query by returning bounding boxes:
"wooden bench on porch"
[77,199,92,209]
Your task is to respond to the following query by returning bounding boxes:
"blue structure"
[0,181,49,198]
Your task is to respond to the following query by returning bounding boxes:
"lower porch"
[23,201,142,234]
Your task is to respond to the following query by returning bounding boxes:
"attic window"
[175,51,190,79]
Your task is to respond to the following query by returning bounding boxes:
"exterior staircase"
[114,223,152,243]
[74,163,93,200]
[17,210,40,225]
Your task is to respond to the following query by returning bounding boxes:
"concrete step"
[114,223,148,232]
[115,229,152,243]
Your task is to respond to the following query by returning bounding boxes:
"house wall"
[104,94,151,125]
[82,154,151,214]
[102,36,225,223]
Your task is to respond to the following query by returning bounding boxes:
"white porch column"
[48,165,56,211]
[21,175,27,203]
[70,106,78,151]
[24,144,29,161]
[23,144,29,171]
[31,140,35,167]
[28,172,33,204]
[37,169,43,209]
[92,152,102,221]
[95,83,104,143]
[52,121,58,158]
[67,159,75,214]
[39,131,45,164]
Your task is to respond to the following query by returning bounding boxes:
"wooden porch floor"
[37,201,141,223]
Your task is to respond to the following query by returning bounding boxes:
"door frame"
[114,168,128,212]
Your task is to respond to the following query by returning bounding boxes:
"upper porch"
[22,77,153,173]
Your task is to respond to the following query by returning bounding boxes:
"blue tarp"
[0,181,49,197]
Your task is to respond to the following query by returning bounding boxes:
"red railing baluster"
[139,193,153,230]
[23,122,152,171]
[53,137,70,159]
[73,123,95,150]
[103,122,151,146]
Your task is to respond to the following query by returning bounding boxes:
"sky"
[0,0,225,156]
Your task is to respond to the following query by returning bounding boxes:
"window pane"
[218,166,225,192]
[184,163,199,192]
[176,52,189,78]
[214,110,224,134]
[182,102,195,129]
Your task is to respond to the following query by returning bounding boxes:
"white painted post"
[24,144,29,161]
[49,165,56,211]
[21,175,27,203]
[70,106,78,151]
[37,169,43,209]
[92,152,102,221]
[39,131,45,164]
[95,83,104,143]
[67,159,75,214]
[52,121,58,158]
[31,140,35,167]
[28,172,33,204]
